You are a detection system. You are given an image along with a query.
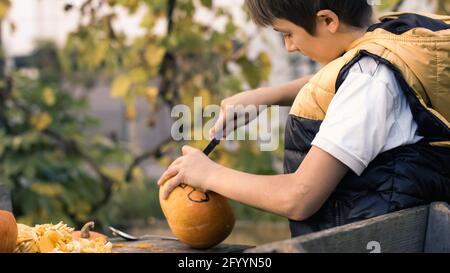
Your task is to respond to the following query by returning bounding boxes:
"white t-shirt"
[311,56,423,176]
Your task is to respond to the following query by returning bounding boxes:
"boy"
[158,0,450,237]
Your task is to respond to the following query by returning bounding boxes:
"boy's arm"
[211,75,313,138]
[206,146,348,220]
[159,145,348,221]
[257,75,313,106]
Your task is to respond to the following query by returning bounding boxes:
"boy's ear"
[316,10,340,34]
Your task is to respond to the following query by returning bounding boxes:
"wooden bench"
[246,202,450,253]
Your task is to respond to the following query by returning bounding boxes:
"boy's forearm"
[204,147,348,221]
[258,75,313,106]
[206,163,299,219]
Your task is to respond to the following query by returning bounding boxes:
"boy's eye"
[283,33,292,38]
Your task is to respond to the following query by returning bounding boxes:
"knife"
[202,137,221,156]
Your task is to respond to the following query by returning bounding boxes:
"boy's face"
[272,18,345,65]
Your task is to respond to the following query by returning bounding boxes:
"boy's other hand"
[157,145,217,200]
[210,89,264,139]
[209,75,315,139]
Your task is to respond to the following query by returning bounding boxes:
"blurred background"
[0,0,448,246]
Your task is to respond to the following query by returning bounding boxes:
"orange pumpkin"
[159,183,235,249]
[72,221,108,242]
[0,210,18,253]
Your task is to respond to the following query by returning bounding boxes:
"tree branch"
[167,0,177,34]
[42,130,113,215]
[124,137,171,182]
[122,0,180,182]
[158,0,180,107]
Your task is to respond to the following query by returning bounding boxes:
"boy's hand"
[210,75,313,139]
[157,145,217,200]
[210,89,264,139]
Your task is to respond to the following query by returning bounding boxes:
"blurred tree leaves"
[0,40,129,226]
[60,0,272,117]
[1,0,279,227]
[60,0,277,208]
[1,0,449,229]
[237,52,272,89]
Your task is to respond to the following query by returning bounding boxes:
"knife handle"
[203,138,221,156]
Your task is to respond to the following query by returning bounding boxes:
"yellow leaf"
[12,136,22,149]
[102,167,126,182]
[0,1,11,19]
[198,88,212,107]
[131,167,144,182]
[42,87,56,106]
[145,45,166,67]
[111,75,131,98]
[92,41,109,67]
[129,68,148,82]
[258,52,271,66]
[30,112,52,131]
[125,102,137,121]
[258,52,272,81]
[145,86,159,104]
[140,13,157,29]
[31,182,64,197]
[159,157,171,167]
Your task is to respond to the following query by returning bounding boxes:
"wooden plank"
[246,205,429,253]
[424,202,450,253]
[0,185,12,212]
[111,237,252,253]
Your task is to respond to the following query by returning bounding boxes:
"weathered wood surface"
[111,237,252,253]
[246,205,430,253]
[424,202,450,253]
[0,185,12,212]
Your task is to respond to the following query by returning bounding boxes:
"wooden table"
[111,237,253,253]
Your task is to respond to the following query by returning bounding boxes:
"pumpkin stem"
[80,221,95,239]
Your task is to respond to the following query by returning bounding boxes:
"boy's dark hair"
[245,0,373,34]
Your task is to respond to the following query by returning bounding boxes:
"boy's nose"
[284,37,297,52]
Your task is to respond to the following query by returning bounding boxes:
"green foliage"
[1,0,279,228]
[375,0,402,11]
[59,0,278,222]
[60,0,272,115]
[97,179,164,227]
[1,67,128,226]
[237,52,272,89]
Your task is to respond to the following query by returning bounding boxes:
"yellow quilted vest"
[290,12,450,147]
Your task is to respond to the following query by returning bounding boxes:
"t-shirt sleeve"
[311,70,397,176]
